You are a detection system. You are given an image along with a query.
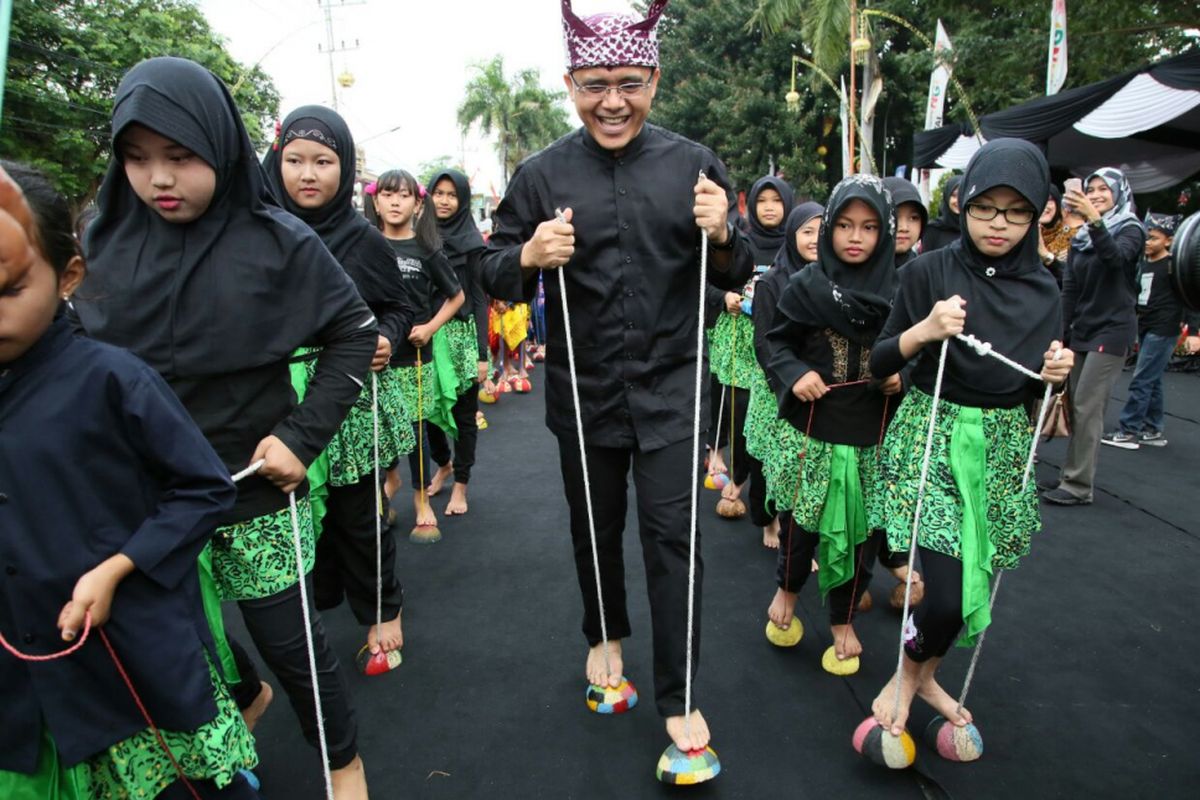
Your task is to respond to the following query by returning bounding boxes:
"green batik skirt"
[0,657,256,799]
[210,496,315,602]
[310,363,415,487]
[871,389,1041,645]
[393,361,437,423]
[439,316,481,396]
[708,311,758,389]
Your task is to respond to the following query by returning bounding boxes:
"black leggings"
[709,377,751,486]
[156,772,259,799]
[906,547,965,662]
[775,513,879,627]
[406,421,434,488]
[226,578,359,770]
[314,473,403,625]
[426,387,480,484]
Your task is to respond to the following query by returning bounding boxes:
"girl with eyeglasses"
[865,139,1074,740]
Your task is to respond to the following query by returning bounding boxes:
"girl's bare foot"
[721,480,744,502]
[445,482,468,515]
[240,681,273,733]
[413,491,437,527]
[872,655,921,736]
[367,612,403,655]
[811,559,819,572]
[666,709,711,752]
[767,587,797,629]
[830,623,863,659]
[889,564,921,584]
[708,448,727,476]
[917,661,973,725]
[762,517,780,549]
[384,467,401,501]
[330,754,369,800]
[585,639,623,688]
[427,462,452,497]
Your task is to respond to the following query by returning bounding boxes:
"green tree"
[457,56,572,186]
[418,155,462,187]
[651,0,827,197]
[1,0,280,206]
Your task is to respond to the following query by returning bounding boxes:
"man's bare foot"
[445,482,468,515]
[917,662,973,726]
[240,681,273,733]
[427,463,452,497]
[666,709,711,752]
[762,518,780,549]
[767,587,797,629]
[830,623,863,660]
[367,612,403,655]
[871,656,921,736]
[413,491,437,527]
[586,639,624,688]
[330,754,369,800]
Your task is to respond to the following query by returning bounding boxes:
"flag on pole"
[839,75,850,179]
[1046,0,1068,95]
[923,20,953,132]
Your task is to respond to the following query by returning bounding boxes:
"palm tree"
[457,56,572,187]
[750,0,850,75]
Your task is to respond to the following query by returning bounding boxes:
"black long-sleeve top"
[752,261,806,384]
[481,124,754,451]
[347,226,417,351]
[0,318,236,772]
[1062,222,1145,354]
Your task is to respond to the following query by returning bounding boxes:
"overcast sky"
[198,0,636,192]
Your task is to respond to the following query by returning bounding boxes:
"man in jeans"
[1102,213,1200,449]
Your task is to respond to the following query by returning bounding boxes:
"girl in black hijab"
[424,169,489,515]
[263,105,416,675]
[744,201,823,549]
[882,176,929,268]
[77,57,373,795]
[919,174,962,253]
[866,139,1073,742]
[704,175,795,519]
[763,175,903,673]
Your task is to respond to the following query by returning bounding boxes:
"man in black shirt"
[481,0,753,754]
[1103,213,1200,449]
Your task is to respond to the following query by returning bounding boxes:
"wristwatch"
[709,221,736,250]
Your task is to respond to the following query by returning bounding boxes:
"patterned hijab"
[1072,167,1143,252]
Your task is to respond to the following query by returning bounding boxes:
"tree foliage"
[457,56,572,187]
[1,0,280,206]
[418,155,462,187]
[651,0,827,198]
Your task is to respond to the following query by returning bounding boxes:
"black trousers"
[226,578,359,770]
[406,421,433,487]
[156,772,259,799]
[709,377,751,486]
[872,529,910,571]
[314,474,404,625]
[775,513,879,626]
[556,435,702,717]
[426,387,480,484]
[906,547,964,663]
[747,456,774,527]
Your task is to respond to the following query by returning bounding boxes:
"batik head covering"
[1144,211,1182,237]
[1072,166,1143,252]
[562,0,668,70]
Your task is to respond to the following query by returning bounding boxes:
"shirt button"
[626,290,635,297]
[4,564,15,576]
[626,321,634,329]
[624,256,632,264]
[618,188,627,196]
[622,222,630,230]
[627,384,634,390]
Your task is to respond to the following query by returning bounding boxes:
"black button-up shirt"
[482,124,754,451]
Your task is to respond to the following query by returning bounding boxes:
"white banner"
[924,20,953,131]
[1046,0,1068,95]
[840,75,850,178]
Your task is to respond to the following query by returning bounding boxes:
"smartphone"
[1064,177,1083,196]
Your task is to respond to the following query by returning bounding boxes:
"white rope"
[955,333,1043,382]
[683,172,710,737]
[955,570,1003,715]
[709,384,726,462]
[372,371,382,633]
[555,209,612,679]
[230,460,334,798]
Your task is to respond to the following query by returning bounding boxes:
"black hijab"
[262,105,371,263]
[744,176,795,264]
[882,176,928,268]
[78,57,364,377]
[1042,185,1063,229]
[774,201,824,272]
[777,175,895,345]
[426,169,485,267]
[929,175,962,234]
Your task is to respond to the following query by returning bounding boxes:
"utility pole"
[317,0,363,110]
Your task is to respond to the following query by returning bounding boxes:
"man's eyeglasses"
[569,73,653,98]
[965,203,1036,225]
